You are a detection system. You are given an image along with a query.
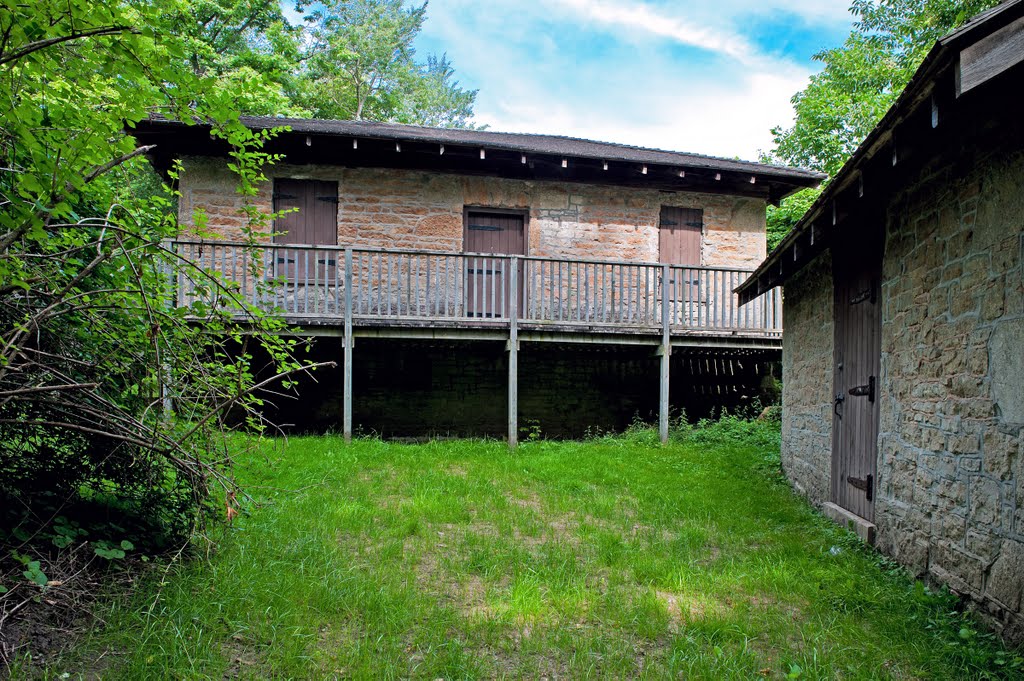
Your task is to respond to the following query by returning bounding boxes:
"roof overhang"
[130,117,823,203]
[736,0,1024,305]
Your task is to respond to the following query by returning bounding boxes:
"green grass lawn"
[38,421,1019,679]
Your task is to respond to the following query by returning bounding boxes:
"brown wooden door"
[464,211,525,317]
[831,224,883,521]
[272,179,338,281]
[659,207,702,301]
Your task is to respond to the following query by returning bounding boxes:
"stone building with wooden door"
[132,117,821,442]
[736,0,1024,642]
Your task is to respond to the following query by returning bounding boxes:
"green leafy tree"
[399,54,479,128]
[763,0,999,249]
[0,0,315,554]
[298,0,478,126]
[172,0,307,116]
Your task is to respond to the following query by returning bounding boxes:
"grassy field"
[31,420,1020,679]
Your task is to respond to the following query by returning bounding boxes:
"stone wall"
[779,112,1024,640]
[780,252,833,506]
[177,158,768,266]
[874,132,1024,641]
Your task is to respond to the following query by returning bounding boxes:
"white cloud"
[476,70,807,160]
[552,0,761,66]
[414,0,854,161]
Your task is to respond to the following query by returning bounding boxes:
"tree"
[298,0,479,126]
[762,0,999,248]
[0,0,314,563]
[171,0,308,116]
[399,54,478,128]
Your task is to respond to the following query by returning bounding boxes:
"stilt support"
[508,257,519,449]
[343,248,353,443]
[659,347,670,444]
[659,263,671,445]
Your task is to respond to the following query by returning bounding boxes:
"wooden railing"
[169,240,782,337]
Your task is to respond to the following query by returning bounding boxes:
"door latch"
[847,474,874,501]
[833,393,845,416]
[848,375,876,402]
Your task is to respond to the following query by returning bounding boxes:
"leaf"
[94,547,126,560]
[23,568,48,586]
[120,540,135,551]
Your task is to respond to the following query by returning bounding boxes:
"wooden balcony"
[169,240,782,349]
[170,239,782,445]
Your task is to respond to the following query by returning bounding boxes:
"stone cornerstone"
[176,158,768,267]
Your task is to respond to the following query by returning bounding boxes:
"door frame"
[271,178,340,284]
[830,221,884,522]
[462,206,530,255]
[462,207,528,318]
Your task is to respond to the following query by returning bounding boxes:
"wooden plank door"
[272,179,339,281]
[660,206,702,326]
[464,211,525,318]
[831,224,883,522]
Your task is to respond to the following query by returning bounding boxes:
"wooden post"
[659,263,671,444]
[161,241,175,420]
[508,256,519,449]
[343,248,353,443]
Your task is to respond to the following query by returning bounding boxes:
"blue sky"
[412,0,856,161]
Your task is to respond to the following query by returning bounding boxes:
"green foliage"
[172,0,308,116]
[763,0,999,244]
[766,187,821,252]
[297,0,478,126]
[0,0,312,564]
[13,554,48,587]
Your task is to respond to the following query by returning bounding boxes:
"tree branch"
[0,26,136,66]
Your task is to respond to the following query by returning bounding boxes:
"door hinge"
[847,474,874,501]
[848,375,876,402]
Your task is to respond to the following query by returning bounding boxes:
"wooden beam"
[659,263,671,445]
[958,14,1024,95]
[508,257,519,449]
[343,248,354,443]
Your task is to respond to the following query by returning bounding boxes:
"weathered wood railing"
[169,240,782,336]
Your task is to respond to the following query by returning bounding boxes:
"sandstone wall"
[780,118,1024,641]
[177,158,768,266]
[780,252,834,506]
[875,137,1024,641]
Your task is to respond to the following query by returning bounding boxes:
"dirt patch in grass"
[446,464,468,478]
[505,489,543,513]
[401,537,502,619]
[653,589,730,627]
[221,637,265,678]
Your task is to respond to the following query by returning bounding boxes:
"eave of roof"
[736,0,1024,304]
[131,115,824,201]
